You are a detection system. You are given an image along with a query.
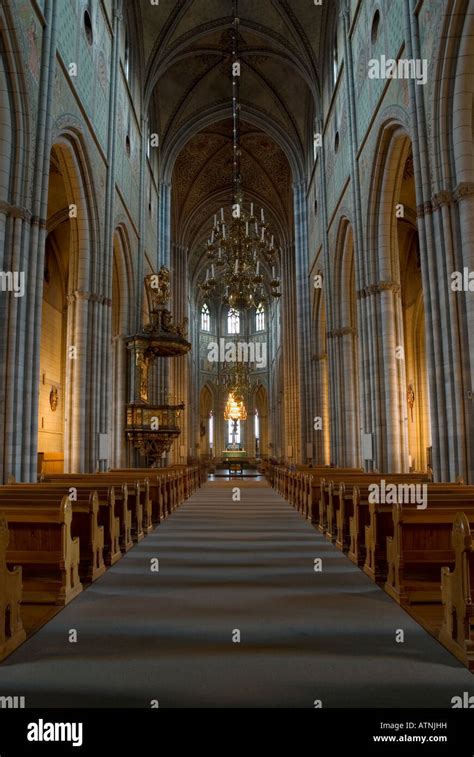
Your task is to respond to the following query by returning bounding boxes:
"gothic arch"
[50,129,100,291]
[161,104,305,187]
[254,383,268,458]
[199,382,215,458]
[330,218,360,467]
[110,224,135,467]
[365,119,430,473]
[0,8,31,207]
[40,132,100,474]
[431,0,474,188]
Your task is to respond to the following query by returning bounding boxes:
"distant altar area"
[222,449,248,461]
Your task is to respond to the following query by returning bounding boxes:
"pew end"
[439,512,474,670]
[0,516,26,661]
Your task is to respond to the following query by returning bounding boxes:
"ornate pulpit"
[126,267,191,466]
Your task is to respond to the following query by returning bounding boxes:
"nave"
[1,479,473,709]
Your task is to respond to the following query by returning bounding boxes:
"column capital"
[67,290,112,306]
[432,190,454,210]
[454,182,474,203]
[416,201,433,218]
[327,326,356,339]
[357,281,401,298]
[0,200,33,222]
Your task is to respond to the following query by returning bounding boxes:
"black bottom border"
[0,708,472,755]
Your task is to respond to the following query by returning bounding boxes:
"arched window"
[209,411,214,451]
[371,9,381,45]
[256,303,265,332]
[333,31,339,84]
[228,308,240,334]
[228,419,241,445]
[201,303,210,332]
[313,124,320,161]
[254,409,260,440]
[124,30,130,81]
[83,8,93,46]
[146,121,151,159]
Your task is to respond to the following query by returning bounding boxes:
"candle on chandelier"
[261,208,265,222]
[221,208,224,221]
[256,260,260,275]
[218,248,222,260]
[211,264,215,278]
[214,214,217,227]
[250,202,254,216]
[272,266,275,279]
[222,224,226,239]
[206,269,209,281]
[261,227,265,241]
[245,221,249,236]
[271,234,274,248]
[235,259,239,274]
[211,230,215,243]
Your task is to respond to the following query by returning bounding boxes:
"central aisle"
[1,480,473,708]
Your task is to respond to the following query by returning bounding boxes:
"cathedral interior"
[0,0,474,724]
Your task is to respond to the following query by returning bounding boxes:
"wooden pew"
[0,486,105,582]
[42,474,145,543]
[348,482,431,568]
[0,516,26,661]
[384,504,474,606]
[302,472,428,556]
[324,472,431,543]
[364,485,474,583]
[1,496,82,605]
[344,479,425,573]
[108,467,194,521]
[321,474,371,536]
[40,477,132,555]
[272,465,364,524]
[439,512,474,671]
[317,470,371,530]
[108,470,168,523]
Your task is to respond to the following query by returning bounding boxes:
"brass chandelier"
[224,392,248,422]
[219,360,253,404]
[200,0,281,310]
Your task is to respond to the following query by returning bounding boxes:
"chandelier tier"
[218,360,253,404]
[199,0,282,310]
[224,392,248,422]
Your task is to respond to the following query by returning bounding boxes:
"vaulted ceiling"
[172,119,292,280]
[131,0,330,276]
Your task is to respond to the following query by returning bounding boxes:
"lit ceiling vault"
[131,0,328,280]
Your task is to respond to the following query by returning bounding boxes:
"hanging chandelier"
[218,360,253,403]
[224,392,248,422]
[199,0,282,310]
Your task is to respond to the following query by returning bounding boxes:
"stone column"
[316,117,337,465]
[0,0,58,482]
[341,1,364,469]
[170,242,189,465]
[280,241,300,462]
[293,179,314,463]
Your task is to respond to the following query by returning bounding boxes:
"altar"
[222,449,248,462]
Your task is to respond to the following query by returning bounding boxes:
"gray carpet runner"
[1,481,473,708]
